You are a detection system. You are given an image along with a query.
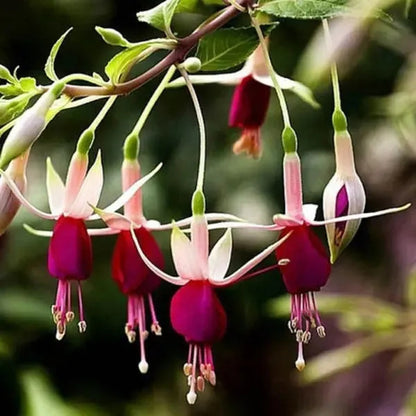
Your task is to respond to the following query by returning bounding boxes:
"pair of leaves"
[0,65,37,97]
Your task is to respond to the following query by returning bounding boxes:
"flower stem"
[250,13,291,129]
[178,67,206,192]
[88,95,118,132]
[322,19,342,112]
[130,66,176,139]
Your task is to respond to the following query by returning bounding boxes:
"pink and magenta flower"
[131,205,289,404]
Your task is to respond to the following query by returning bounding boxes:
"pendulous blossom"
[205,129,409,370]
[168,43,318,157]
[130,190,290,404]
[0,136,163,340]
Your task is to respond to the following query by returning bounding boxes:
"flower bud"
[0,150,29,235]
[323,129,365,263]
[182,57,202,73]
[0,81,64,168]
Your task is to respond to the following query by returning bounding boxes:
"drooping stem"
[63,0,253,98]
[178,67,206,192]
[89,95,118,132]
[322,19,342,112]
[251,13,291,129]
[130,66,176,138]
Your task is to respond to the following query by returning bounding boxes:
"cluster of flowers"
[0,45,408,405]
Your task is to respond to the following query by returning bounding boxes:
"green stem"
[89,95,118,132]
[130,66,176,138]
[322,19,342,112]
[251,14,291,128]
[61,73,107,87]
[178,67,206,192]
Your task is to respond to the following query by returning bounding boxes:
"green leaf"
[196,26,275,71]
[105,39,176,83]
[45,28,72,81]
[137,0,199,32]
[95,26,132,47]
[19,77,37,92]
[0,84,22,96]
[258,0,353,19]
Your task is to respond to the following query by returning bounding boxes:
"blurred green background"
[0,1,415,415]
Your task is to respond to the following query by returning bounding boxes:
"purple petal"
[334,185,349,246]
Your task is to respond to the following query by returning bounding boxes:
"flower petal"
[46,157,65,215]
[212,231,293,287]
[310,203,411,226]
[0,168,56,220]
[252,73,319,108]
[23,223,53,237]
[171,224,202,280]
[130,225,185,285]
[168,70,247,88]
[208,229,232,281]
[91,206,135,230]
[68,151,103,218]
[302,204,319,223]
[191,215,209,278]
[88,163,162,220]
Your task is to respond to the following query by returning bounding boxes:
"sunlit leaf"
[45,28,72,81]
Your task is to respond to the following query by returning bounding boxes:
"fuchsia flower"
[169,44,318,158]
[207,146,408,369]
[130,194,289,404]
[97,156,165,373]
[0,143,162,340]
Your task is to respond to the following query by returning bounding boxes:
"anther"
[55,322,65,341]
[278,258,291,266]
[183,363,192,376]
[151,322,162,336]
[317,325,326,338]
[127,330,136,343]
[288,320,295,333]
[197,376,205,392]
[209,370,216,386]
[302,331,311,344]
[142,330,149,340]
[78,320,87,333]
[51,305,57,315]
[295,330,303,343]
[65,311,74,322]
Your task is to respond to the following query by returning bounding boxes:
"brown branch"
[63,0,253,98]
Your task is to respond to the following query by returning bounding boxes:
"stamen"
[127,330,136,343]
[278,258,290,266]
[66,311,75,322]
[317,325,326,338]
[183,363,193,376]
[78,321,87,333]
[56,322,66,341]
[148,294,162,335]
[209,370,216,386]
[295,329,303,343]
[197,376,205,392]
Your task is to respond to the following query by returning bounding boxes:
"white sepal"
[208,229,233,282]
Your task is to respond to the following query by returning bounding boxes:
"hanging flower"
[129,191,290,404]
[0,144,163,340]
[168,43,318,157]
[205,146,409,370]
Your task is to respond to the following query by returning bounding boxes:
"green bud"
[95,26,130,47]
[281,126,297,153]
[183,57,202,73]
[332,109,348,132]
[192,189,205,216]
[76,129,95,155]
[123,133,140,161]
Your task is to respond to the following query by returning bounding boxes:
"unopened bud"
[0,150,29,235]
[0,81,64,168]
[95,26,130,47]
[183,57,201,73]
[323,130,365,263]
